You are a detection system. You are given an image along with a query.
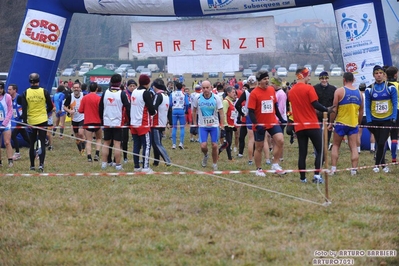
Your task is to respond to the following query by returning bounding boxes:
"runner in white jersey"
[192,80,225,171]
[64,82,86,154]
[151,78,171,167]
[99,74,131,171]
[189,85,202,142]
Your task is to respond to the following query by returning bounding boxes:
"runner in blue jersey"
[192,80,225,171]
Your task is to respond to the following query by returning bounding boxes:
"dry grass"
[1,109,399,265]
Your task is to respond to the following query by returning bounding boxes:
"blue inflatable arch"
[7,0,392,93]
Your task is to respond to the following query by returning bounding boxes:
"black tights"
[296,129,323,180]
[29,123,47,167]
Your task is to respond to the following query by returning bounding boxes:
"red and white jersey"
[152,92,169,127]
[103,89,123,127]
[130,89,150,128]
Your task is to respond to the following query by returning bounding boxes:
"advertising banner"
[335,3,383,86]
[168,54,239,74]
[90,76,111,85]
[201,0,296,15]
[131,16,275,58]
[17,9,66,61]
[84,0,175,16]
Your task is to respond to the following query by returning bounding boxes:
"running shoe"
[202,155,209,167]
[271,164,286,175]
[38,166,44,173]
[12,153,21,161]
[142,168,154,174]
[179,143,184,150]
[300,178,307,183]
[94,155,99,162]
[373,167,379,173]
[172,144,176,149]
[213,164,218,171]
[383,166,390,173]
[312,175,324,184]
[101,162,107,170]
[255,168,266,177]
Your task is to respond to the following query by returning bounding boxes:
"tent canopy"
[84,67,115,77]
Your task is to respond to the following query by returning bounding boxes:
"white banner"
[201,0,296,15]
[335,3,383,86]
[17,9,66,61]
[168,54,240,74]
[131,16,275,58]
[84,0,175,16]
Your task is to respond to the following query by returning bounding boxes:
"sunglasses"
[319,77,329,80]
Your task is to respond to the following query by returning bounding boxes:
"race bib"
[375,101,388,114]
[261,100,273,114]
[230,110,238,120]
[13,109,17,118]
[0,112,4,121]
[203,116,215,125]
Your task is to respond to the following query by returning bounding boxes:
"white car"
[223,72,235,78]
[127,69,137,77]
[276,67,288,77]
[93,65,103,69]
[288,64,298,72]
[140,68,152,77]
[242,69,253,77]
[314,67,325,76]
[62,68,76,76]
[78,67,90,76]
[304,64,312,72]
[115,68,125,76]
[330,67,343,76]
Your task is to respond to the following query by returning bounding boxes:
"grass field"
[1,119,398,265]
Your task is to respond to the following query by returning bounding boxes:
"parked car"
[304,64,312,72]
[0,72,8,83]
[208,72,219,78]
[127,69,137,78]
[223,71,235,78]
[69,64,79,71]
[242,68,253,77]
[114,68,125,76]
[274,65,281,70]
[288,64,298,72]
[330,67,343,76]
[248,64,258,71]
[62,68,76,76]
[260,64,270,72]
[93,65,103,70]
[78,67,90,76]
[140,68,152,77]
[105,64,116,70]
[276,67,288,77]
[136,65,145,73]
[147,64,160,72]
[80,62,93,70]
[329,64,338,71]
[191,72,204,78]
[314,66,325,76]
[118,64,132,71]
